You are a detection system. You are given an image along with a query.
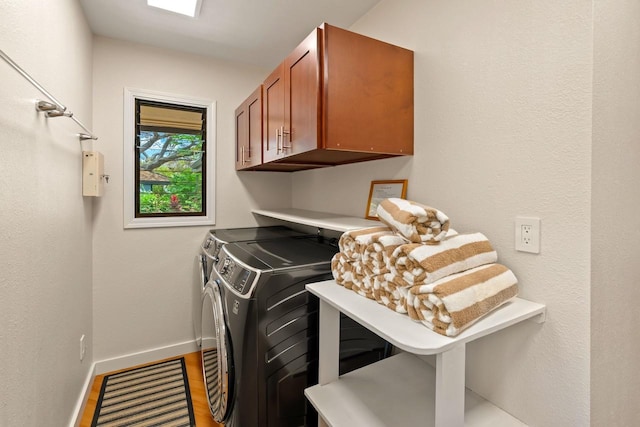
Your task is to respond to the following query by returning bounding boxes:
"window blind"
[139,105,203,131]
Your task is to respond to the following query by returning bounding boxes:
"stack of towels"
[331,198,519,337]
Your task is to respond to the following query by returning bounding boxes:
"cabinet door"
[322,24,413,155]
[235,86,262,170]
[262,63,285,163]
[235,100,248,169]
[283,28,321,157]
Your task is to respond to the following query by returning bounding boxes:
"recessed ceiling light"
[147,0,202,18]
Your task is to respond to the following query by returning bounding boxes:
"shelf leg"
[435,344,466,427]
[317,299,340,427]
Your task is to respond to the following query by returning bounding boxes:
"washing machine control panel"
[201,235,226,265]
[216,253,257,296]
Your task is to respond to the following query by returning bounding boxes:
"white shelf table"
[305,280,546,427]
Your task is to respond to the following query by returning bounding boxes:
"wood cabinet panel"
[235,86,262,170]
[235,106,247,168]
[247,89,262,165]
[262,64,285,164]
[323,25,413,155]
[284,28,320,158]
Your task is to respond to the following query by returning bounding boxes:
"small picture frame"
[365,179,408,220]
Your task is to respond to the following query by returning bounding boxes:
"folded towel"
[445,228,459,238]
[387,232,497,287]
[331,252,368,294]
[338,226,393,260]
[376,198,450,244]
[352,269,375,300]
[331,252,355,289]
[406,263,519,336]
[372,277,409,313]
[361,233,410,276]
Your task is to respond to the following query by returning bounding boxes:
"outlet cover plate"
[515,217,541,253]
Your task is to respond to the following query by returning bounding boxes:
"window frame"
[124,88,216,229]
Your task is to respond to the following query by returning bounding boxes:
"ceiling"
[79,0,381,70]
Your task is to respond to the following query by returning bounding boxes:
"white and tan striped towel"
[406,263,519,337]
[372,277,410,313]
[361,233,410,276]
[331,252,355,290]
[363,229,459,313]
[376,198,450,244]
[386,232,497,288]
[338,226,393,260]
[352,269,375,300]
[331,252,369,294]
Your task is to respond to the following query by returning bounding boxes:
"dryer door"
[193,254,209,347]
[201,279,233,422]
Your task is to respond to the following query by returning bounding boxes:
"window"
[136,100,206,216]
[124,88,215,228]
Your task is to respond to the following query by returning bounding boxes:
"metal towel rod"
[0,48,98,141]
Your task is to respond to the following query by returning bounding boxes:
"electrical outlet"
[515,217,540,253]
[80,334,86,361]
[521,224,532,245]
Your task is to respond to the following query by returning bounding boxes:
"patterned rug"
[91,357,195,427]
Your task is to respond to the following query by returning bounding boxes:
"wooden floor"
[79,351,222,427]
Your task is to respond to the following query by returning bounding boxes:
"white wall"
[294,1,593,425]
[90,37,291,362]
[0,1,94,426]
[591,0,640,425]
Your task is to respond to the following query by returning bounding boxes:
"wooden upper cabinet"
[263,29,320,166]
[244,23,413,172]
[283,29,321,159]
[235,86,262,170]
[262,64,285,164]
[322,24,413,156]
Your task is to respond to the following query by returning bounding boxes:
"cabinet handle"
[241,146,246,164]
[282,128,291,152]
[241,146,251,164]
[276,127,282,154]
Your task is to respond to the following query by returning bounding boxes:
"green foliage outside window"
[137,129,205,215]
[139,169,202,213]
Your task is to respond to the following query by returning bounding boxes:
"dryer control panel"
[215,252,258,297]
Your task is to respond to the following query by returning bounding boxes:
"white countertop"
[252,208,380,232]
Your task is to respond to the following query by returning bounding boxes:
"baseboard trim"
[94,340,199,375]
[69,340,199,427]
[69,361,96,427]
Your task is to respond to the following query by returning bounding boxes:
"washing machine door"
[201,279,233,422]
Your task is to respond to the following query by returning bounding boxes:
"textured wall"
[591,0,640,424]
[90,37,291,362]
[293,1,593,425]
[0,1,94,425]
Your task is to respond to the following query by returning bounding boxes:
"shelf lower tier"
[305,352,527,427]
